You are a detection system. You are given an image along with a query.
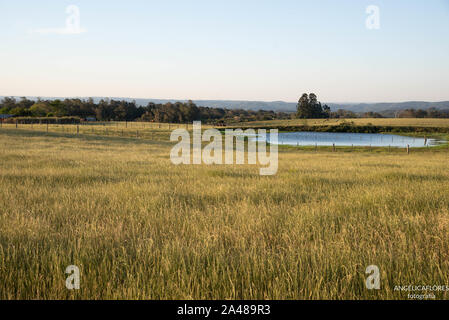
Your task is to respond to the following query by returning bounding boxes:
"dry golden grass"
[0,122,209,142]
[1,128,449,299]
[232,118,449,128]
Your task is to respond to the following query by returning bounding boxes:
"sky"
[0,0,448,103]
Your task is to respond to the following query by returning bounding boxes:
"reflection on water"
[255,132,443,148]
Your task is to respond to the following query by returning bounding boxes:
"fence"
[0,121,197,142]
[0,121,447,153]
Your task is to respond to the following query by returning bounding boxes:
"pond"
[254,132,443,148]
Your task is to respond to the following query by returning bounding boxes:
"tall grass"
[1,129,448,299]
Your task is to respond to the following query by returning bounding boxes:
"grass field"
[1,127,449,299]
[232,118,449,128]
[0,121,212,142]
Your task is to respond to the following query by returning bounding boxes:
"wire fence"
[1,120,448,153]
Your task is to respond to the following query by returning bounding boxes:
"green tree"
[296,93,328,118]
[29,102,51,117]
[296,93,310,118]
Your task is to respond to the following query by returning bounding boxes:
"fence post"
[15,120,18,129]
[333,143,336,152]
[77,125,79,134]
[407,144,410,154]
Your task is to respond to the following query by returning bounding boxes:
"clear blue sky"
[1,0,448,102]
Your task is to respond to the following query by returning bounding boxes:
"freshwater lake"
[253,132,443,148]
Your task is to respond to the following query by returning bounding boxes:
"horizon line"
[1,94,449,105]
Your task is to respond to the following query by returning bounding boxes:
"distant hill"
[96,98,298,112]
[1,96,449,113]
[327,101,449,113]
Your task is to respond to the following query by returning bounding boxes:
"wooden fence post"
[407,144,410,154]
[15,120,18,129]
[77,125,79,134]
[332,143,336,152]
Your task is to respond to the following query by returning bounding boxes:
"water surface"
[254,132,442,148]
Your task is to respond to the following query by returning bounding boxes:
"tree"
[296,93,328,118]
[362,111,383,118]
[296,94,310,118]
[323,104,331,117]
[0,97,17,112]
[29,102,52,117]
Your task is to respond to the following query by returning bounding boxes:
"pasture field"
[232,118,449,128]
[1,127,449,299]
[0,121,213,142]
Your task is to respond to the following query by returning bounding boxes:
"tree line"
[0,97,290,123]
[296,93,449,119]
[2,96,448,122]
[394,108,449,118]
